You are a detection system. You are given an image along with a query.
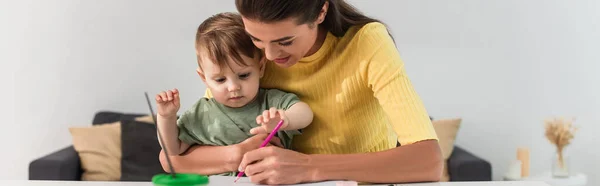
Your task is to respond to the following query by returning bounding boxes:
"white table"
[0,180,550,186]
[2,176,552,186]
[504,171,588,186]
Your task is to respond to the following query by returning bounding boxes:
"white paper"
[209,175,358,186]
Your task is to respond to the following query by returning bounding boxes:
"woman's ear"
[196,68,207,83]
[317,1,329,24]
[259,56,267,78]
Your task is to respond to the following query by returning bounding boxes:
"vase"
[552,150,570,178]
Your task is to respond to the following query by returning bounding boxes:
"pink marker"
[234,119,284,183]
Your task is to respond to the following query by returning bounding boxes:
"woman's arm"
[158,133,285,175]
[310,139,443,183]
[361,22,443,181]
[361,23,440,146]
[158,145,239,175]
[240,140,442,184]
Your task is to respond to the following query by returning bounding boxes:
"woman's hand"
[230,134,283,171]
[239,146,316,185]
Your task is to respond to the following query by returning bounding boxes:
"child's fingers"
[166,91,173,101]
[262,110,270,123]
[159,91,168,102]
[256,115,263,124]
[277,110,287,127]
[250,127,267,135]
[269,107,277,119]
[172,88,178,94]
[277,110,285,119]
[174,93,180,103]
[249,127,258,134]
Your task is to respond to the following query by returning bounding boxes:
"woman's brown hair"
[235,0,390,38]
[195,12,262,70]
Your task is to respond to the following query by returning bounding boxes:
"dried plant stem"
[557,147,564,168]
[544,117,577,169]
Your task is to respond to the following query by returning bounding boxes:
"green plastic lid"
[152,173,209,186]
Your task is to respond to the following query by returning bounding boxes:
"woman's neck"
[304,26,328,57]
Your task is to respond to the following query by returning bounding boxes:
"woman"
[160,0,443,184]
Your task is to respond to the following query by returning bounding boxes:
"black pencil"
[145,92,177,179]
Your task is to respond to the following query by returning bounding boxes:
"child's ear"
[259,56,267,78]
[196,68,207,83]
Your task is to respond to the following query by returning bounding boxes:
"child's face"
[197,54,264,108]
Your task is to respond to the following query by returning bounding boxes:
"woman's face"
[241,17,321,68]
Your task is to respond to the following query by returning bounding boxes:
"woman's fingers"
[243,148,309,185]
[248,169,272,184]
[270,136,283,147]
[239,147,274,172]
[244,159,270,176]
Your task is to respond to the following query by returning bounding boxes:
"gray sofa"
[28,111,492,182]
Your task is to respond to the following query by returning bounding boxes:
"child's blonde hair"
[195,12,263,71]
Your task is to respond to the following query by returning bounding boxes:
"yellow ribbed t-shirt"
[259,22,438,154]
[205,22,438,154]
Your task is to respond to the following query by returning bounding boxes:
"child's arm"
[155,89,190,155]
[252,102,313,134]
[157,114,191,155]
[282,102,313,130]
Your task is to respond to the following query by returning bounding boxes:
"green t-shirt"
[176,88,302,175]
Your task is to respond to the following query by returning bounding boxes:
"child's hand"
[250,107,288,134]
[156,88,180,118]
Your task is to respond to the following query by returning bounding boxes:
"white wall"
[2,0,598,185]
[349,0,600,184]
[1,0,233,180]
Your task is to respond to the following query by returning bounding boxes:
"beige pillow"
[69,122,121,181]
[432,118,462,181]
[134,115,156,124]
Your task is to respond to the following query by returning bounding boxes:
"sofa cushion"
[134,115,155,124]
[92,111,145,125]
[120,117,166,181]
[432,118,462,181]
[69,121,122,181]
